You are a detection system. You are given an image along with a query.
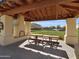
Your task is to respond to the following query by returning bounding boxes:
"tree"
[48,26,56,30]
[51,26,56,29]
[57,25,61,29]
[62,26,66,31]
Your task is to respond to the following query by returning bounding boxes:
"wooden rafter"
[65,8,79,16]
[6,0,24,5]
[44,8,48,19]
[35,9,43,20]
[57,6,62,19]
[50,5,56,19]
[0,3,11,9]
[46,7,50,18]
[41,8,47,20]
[6,1,15,7]
[26,0,34,4]
[0,0,79,21]
[31,10,39,20]
[71,0,79,3]
[59,3,79,10]
[6,1,20,8]
[29,11,35,20]
[2,0,61,15]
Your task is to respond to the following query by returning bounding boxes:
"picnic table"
[28,34,60,47]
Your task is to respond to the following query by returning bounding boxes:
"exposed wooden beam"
[0,3,11,9]
[27,11,36,20]
[6,1,20,8]
[30,11,37,20]
[46,6,52,19]
[26,0,34,4]
[58,5,69,19]
[31,10,39,20]
[44,8,48,19]
[35,9,43,20]
[61,0,77,2]
[29,12,35,19]
[65,8,79,15]
[59,3,79,10]
[6,1,13,7]
[2,0,58,15]
[34,9,41,19]
[56,5,61,19]
[25,17,67,21]
[0,6,4,9]
[24,13,32,20]
[36,0,42,2]
[60,2,79,6]
[56,5,58,19]
[50,5,56,19]
[71,0,79,3]
[41,8,47,20]
[6,0,23,5]
[37,9,45,20]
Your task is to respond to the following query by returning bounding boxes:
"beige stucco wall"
[13,15,31,37]
[0,15,14,45]
[64,18,78,45]
[0,15,31,46]
[25,21,31,35]
[13,15,25,37]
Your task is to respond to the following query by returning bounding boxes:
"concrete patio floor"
[0,39,76,59]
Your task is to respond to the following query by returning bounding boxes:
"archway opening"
[31,20,66,40]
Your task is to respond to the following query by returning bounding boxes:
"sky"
[32,18,79,27]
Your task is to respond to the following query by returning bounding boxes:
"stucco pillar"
[14,14,25,37]
[25,21,31,35]
[0,15,14,46]
[64,18,78,45]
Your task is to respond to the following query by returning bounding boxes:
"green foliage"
[57,25,61,29]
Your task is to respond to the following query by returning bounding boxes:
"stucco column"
[25,21,31,35]
[14,14,25,37]
[64,18,78,45]
[0,15,14,45]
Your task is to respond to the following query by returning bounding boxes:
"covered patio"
[0,39,75,59]
[0,0,79,59]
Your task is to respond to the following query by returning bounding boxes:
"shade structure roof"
[0,0,79,21]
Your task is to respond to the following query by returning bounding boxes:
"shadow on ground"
[0,40,68,59]
[25,44,69,59]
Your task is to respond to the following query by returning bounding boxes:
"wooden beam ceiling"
[40,8,46,20]
[6,0,23,4]
[65,8,78,16]
[71,0,79,3]
[31,10,39,20]
[46,7,50,19]
[0,0,79,21]
[2,0,64,15]
[36,9,43,20]
[59,3,79,10]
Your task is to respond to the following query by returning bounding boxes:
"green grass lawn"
[32,29,65,39]
[32,29,79,40]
